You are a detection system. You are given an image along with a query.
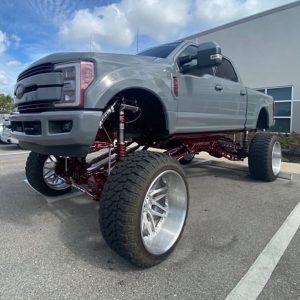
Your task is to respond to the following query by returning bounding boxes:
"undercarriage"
[24,99,282,267]
[49,101,250,201]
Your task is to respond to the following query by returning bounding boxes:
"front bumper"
[0,135,18,144]
[10,110,102,156]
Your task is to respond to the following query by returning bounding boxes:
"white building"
[185,1,300,133]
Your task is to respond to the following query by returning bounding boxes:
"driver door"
[176,45,224,132]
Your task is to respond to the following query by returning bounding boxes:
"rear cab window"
[137,41,182,58]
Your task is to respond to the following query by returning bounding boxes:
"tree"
[0,94,14,113]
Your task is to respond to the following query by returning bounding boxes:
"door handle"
[240,89,247,96]
[215,84,223,91]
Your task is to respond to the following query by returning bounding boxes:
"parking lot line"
[0,151,30,156]
[225,200,300,300]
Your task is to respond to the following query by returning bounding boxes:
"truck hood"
[27,52,160,69]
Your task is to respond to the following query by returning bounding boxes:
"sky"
[0,0,295,95]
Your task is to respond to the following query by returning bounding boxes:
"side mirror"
[197,42,222,68]
[178,55,195,66]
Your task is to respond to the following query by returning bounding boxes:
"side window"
[215,58,238,82]
[178,45,213,77]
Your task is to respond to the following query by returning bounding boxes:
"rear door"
[214,58,247,129]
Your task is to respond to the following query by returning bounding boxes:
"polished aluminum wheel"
[43,156,69,190]
[140,170,188,255]
[272,141,282,176]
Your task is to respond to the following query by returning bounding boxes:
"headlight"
[54,61,94,107]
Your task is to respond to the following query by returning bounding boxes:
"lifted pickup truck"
[11,40,281,267]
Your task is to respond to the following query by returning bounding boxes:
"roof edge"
[184,0,300,40]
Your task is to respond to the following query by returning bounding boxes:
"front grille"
[17,101,55,113]
[18,63,55,81]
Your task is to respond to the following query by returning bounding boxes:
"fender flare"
[96,81,172,132]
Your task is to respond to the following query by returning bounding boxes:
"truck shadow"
[50,198,136,272]
[0,159,253,273]
[0,143,22,151]
[0,171,135,271]
[184,159,252,182]
[53,160,251,271]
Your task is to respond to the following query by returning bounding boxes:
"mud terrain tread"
[25,152,71,197]
[248,134,279,182]
[99,151,188,267]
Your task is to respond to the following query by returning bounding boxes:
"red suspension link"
[117,109,126,160]
[164,132,248,162]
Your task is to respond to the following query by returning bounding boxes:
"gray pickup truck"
[11,40,281,267]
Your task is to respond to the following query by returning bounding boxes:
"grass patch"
[275,132,300,152]
[247,132,300,163]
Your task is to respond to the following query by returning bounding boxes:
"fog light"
[62,121,72,132]
[49,121,73,134]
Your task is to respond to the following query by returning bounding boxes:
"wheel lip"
[272,141,282,176]
[43,156,70,191]
[140,169,188,256]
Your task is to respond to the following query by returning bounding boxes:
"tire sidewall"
[100,152,190,267]
[248,134,281,182]
[266,136,278,181]
[130,161,189,264]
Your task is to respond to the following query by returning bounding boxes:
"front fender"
[86,67,175,107]
[84,67,178,133]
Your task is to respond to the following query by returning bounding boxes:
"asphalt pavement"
[0,143,299,300]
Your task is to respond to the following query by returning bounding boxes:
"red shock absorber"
[117,109,126,160]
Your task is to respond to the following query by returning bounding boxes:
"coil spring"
[117,143,126,160]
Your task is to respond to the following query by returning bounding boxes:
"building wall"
[292,102,300,130]
[188,3,300,132]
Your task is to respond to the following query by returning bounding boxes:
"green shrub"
[276,132,300,151]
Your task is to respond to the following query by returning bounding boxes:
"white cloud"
[0,59,25,95]
[6,60,22,67]
[0,30,9,55]
[0,31,20,56]
[59,0,192,50]
[90,41,102,52]
[10,34,21,47]
[27,0,78,24]
[0,69,14,95]
[59,5,134,50]
[0,71,9,85]
[0,69,15,95]
[121,0,192,42]
[58,0,292,51]
[194,0,292,24]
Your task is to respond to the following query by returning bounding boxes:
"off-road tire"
[99,151,189,268]
[180,153,195,165]
[25,152,71,197]
[248,134,282,182]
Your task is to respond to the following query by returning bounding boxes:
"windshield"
[137,41,182,58]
